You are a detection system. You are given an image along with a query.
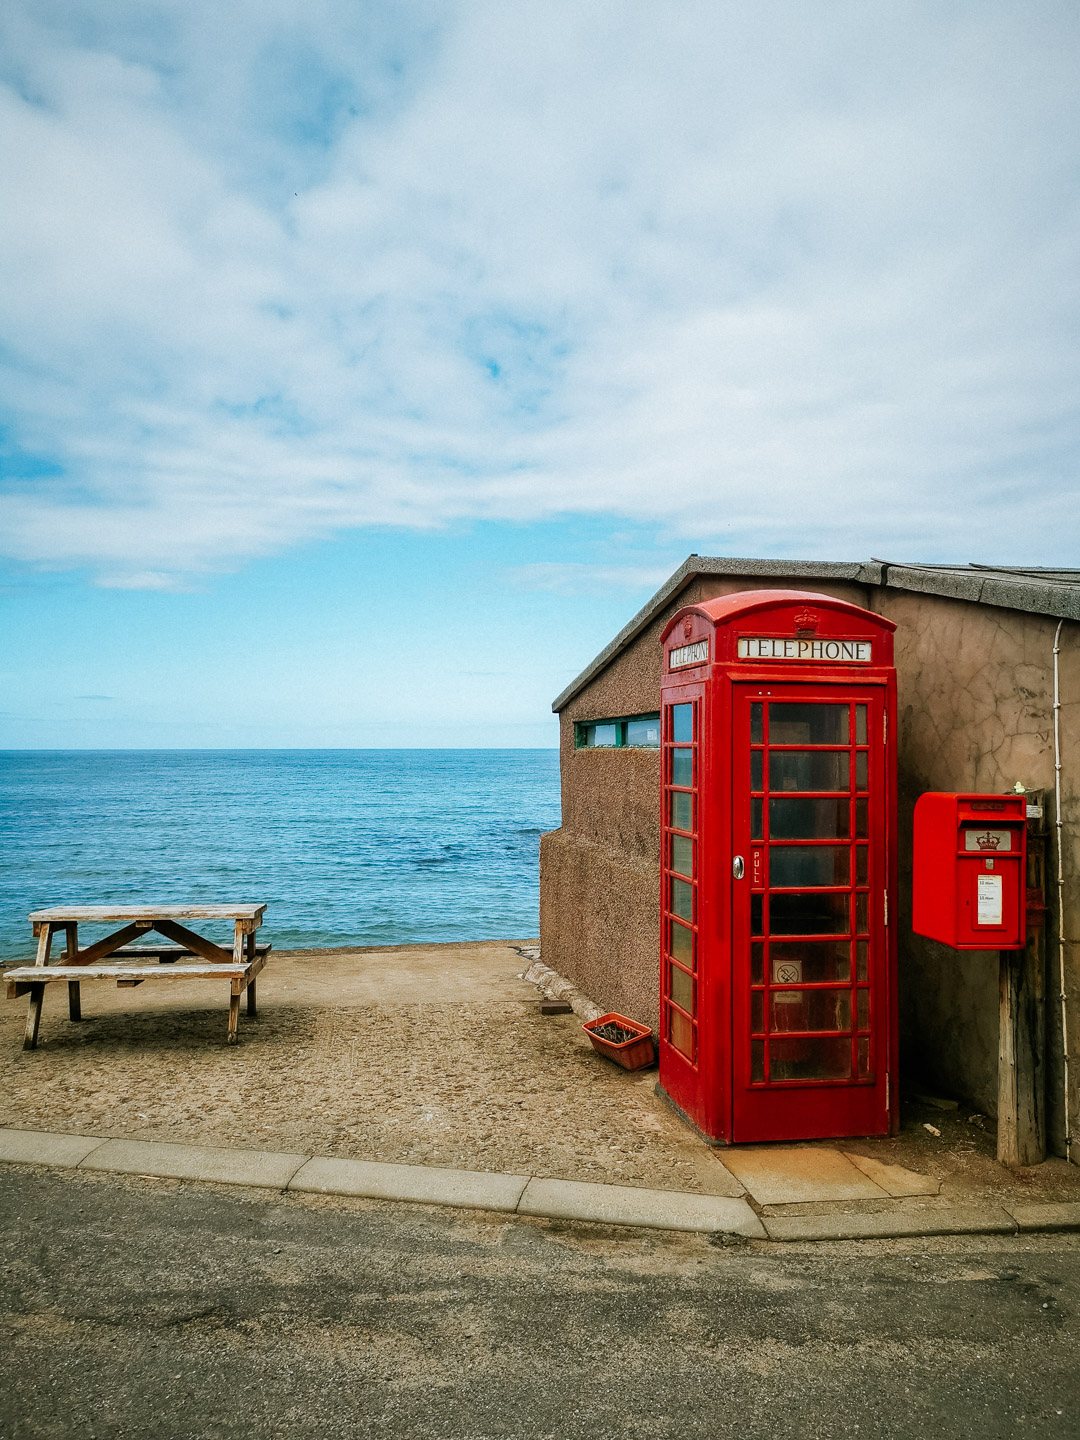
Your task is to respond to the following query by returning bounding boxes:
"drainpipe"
[1053,618,1073,1161]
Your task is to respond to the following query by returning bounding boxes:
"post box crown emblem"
[974,831,1003,850]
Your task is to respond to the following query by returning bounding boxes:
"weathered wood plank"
[6,963,254,983]
[29,905,265,924]
[152,919,233,965]
[67,923,151,967]
[106,943,271,960]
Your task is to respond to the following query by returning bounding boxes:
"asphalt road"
[2,1166,1079,1440]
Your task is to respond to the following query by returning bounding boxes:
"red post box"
[658,590,898,1145]
[912,793,1027,951]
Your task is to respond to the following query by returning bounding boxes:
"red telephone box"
[657,590,899,1144]
[912,792,1027,950]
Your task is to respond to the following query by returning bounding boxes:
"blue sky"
[1,1,1078,746]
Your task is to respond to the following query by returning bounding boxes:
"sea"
[0,751,561,962]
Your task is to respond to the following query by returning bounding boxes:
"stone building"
[539,557,1080,1159]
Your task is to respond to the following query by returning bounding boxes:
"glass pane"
[670,791,693,832]
[769,1035,852,1081]
[769,751,850,793]
[770,797,850,839]
[751,1039,765,1082]
[750,991,764,1033]
[625,716,660,747]
[771,989,851,1033]
[669,1006,694,1058]
[671,878,694,921]
[751,941,765,984]
[855,797,868,837]
[770,941,850,985]
[669,962,693,1014]
[584,722,617,748]
[671,704,693,743]
[769,846,850,887]
[770,892,850,935]
[855,846,868,884]
[751,797,764,840]
[750,703,763,744]
[856,892,869,932]
[855,705,867,744]
[856,939,869,981]
[671,749,693,788]
[855,752,868,790]
[856,989,869,1029]
[671,835,694,878]
[857,1037,870,1077]
[669,920,694,966]
[751,893,763,935]
[750,751,763,791]
[769,703,848,745]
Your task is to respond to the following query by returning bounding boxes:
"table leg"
[68,982,82,1023]
[245,930,257,1017]
[64,922,81,1021]
[228,986,241,1045]
[246,976,257,1018]
[24,923,53,1050]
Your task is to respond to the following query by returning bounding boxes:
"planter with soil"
[582,1012,656,1071]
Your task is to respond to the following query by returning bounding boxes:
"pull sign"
[977,874,1003,926]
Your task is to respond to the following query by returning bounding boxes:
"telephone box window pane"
[856,989,870,1030]
[751,942,765,984]
[750,703,763,743]
[669,1006,694,1058]
[670,791,693,832]
[856,939,869,980]
[751,1039,765,1083]
[770,892,849,935]
[671,835,694,878]
[749,990,764,1034]
[771,989,851,1033]
[770,941,850,984]
[669,920,694,966]
[770,798,850,839]
[857,1037,870,1076]
[750,751,763,791]
[769,703,848,745]
[751,798,764,840]
[769,750,849,793]
[671,749,694,788]
[625,717,660,747]
[671,878,694,921]
[770,1036,852,1081]
[584,722,617,748]
[671,704,693,743]
[855,846,868,885]
[855,705,868,745]
[855,892,869,933]
[750,893,764,936]
[770,846,850,888]
[855,751,868,791]
[855,798,868,837]
[669,962,694,1015]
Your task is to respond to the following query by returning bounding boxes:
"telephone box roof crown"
[659,589,897,643]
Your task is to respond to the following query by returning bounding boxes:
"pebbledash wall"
[539,558,1080,1159]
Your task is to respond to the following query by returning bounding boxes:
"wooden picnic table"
[6,905,269,1049]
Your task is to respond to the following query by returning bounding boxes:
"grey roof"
[552,556,1080,712]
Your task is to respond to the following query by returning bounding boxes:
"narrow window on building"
[574,714,661,749]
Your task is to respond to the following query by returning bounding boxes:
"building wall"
[540,576,1080,1158]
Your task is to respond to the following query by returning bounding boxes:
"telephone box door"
[731,684,891,1141]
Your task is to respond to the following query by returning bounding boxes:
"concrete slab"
[720,1147,889,1205]
[79,1139,308,1189]
[0,1127,107,1168]
[844,1152,941,1197]
[289,1157,528,1213]
[764,1206,1017,1243]
[1007,1202,1080,1233]
[517,1177,766,1236]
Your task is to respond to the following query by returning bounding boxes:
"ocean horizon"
[0,749,561,962]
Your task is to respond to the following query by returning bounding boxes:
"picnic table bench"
[6,905,269,1049]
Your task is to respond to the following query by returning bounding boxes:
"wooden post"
[64,924,81,1021]
[245,930,257,1017]
[24,923,53,1050]
[998,791,1048,1167]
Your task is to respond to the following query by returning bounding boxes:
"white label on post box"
[668,640,709,668]
[736,637,872,663]
[964,830,1013,852]
[976,873,1003,926]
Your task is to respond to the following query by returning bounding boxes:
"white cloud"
[0,0,1078,586]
